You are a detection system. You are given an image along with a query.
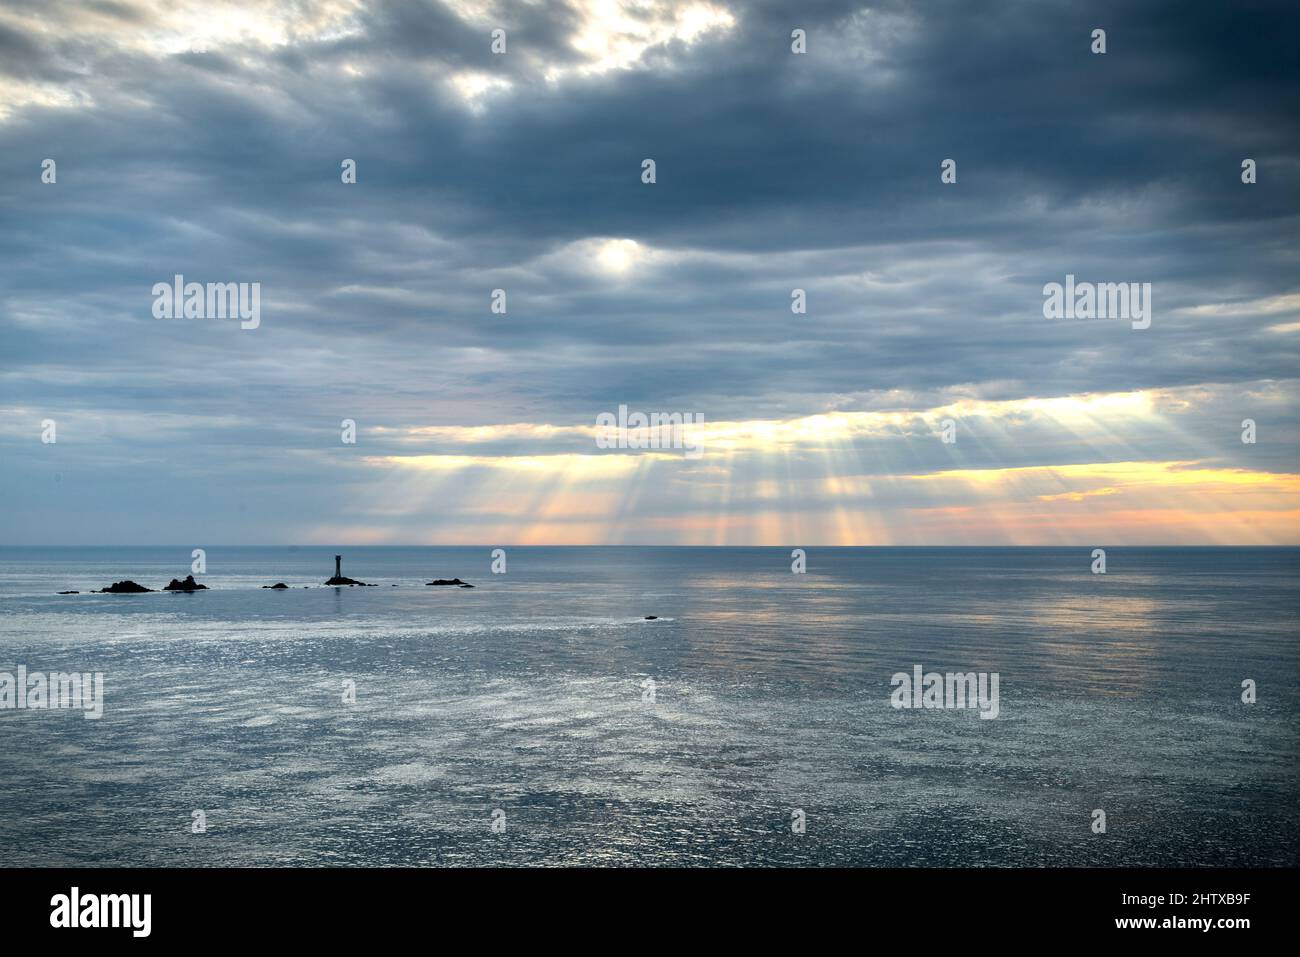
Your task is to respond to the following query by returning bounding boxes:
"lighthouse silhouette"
[325,553,365,586]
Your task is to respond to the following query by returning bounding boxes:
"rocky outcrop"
[263,582,289,589]
[100,580,153,593]
[163,575,207,591]
[426,578,473,587]
[58,590,79,595]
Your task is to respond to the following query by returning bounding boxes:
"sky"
[1,0,1298,545]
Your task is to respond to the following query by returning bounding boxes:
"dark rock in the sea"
[58,590,79,595]
[426,578,470,586]
[644,615,659,620]
[163,575,208,592]
[100,580,153,593]
[263,582,289,589]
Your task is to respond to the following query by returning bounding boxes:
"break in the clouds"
[1,0,1298,544]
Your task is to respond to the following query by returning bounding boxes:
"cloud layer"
[2,0,1298,544]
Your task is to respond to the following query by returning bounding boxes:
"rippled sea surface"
[0,546,1296,867]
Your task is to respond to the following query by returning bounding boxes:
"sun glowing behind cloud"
[595,238,642,274]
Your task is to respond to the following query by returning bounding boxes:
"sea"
[0,546,1296,867]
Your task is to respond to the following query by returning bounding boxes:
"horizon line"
[4,544,1299,550]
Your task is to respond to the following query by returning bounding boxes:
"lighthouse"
[325,554,365,586]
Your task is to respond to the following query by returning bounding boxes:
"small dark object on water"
[427,578,471,587]
[644,615,659,620]
[164,575,207,591]
[263,582,289,589]
[100,580,152,593]
[58,590,79,595]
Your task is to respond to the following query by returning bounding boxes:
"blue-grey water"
[0,546,1295,867]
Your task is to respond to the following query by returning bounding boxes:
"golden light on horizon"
[365,453,644,476]
[313,386,1300,546]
